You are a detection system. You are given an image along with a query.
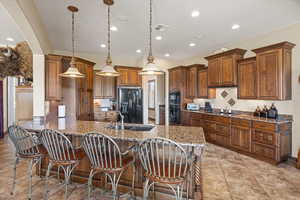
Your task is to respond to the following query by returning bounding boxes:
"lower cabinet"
[230,125,251,152]
[181,111,291,165]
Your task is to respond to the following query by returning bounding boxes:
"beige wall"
[179,23,300,157]
[32,54,45,117]
[3,79,7,132]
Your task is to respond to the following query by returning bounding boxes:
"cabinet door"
[181,111,190,126]
[128,69,141,86]
[238,59,257,99]
[45,56,62,100]
[103,77,116,98]
[186,67,198,98]
[231,125,251,152]
[86,65,94,90]
[257,50,280,99]
[76,62,86,89]
[221,55,236,86]
[117,68,129,85]
[208,58,221,87]
[197,70,207,98]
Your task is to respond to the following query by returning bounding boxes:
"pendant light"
[139,0,164,76]
[96,2,120,77]
[59,6,85,78]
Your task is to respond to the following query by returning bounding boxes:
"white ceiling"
[0,4,24,46]
[32,0,300,62]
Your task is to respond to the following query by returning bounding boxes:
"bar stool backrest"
[8,125,40,157]
[40,129,76,162]
[139,137,188,180]
[82,133,123,170]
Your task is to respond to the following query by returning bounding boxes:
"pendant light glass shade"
[59,6,85,78]
[97,5,120,77]
[139,0,164,76]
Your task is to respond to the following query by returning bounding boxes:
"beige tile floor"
[1,136,300,200]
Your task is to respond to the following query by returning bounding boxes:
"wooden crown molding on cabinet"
[252,41,296,53]
[204,48,247,60]
[48,54,96,66]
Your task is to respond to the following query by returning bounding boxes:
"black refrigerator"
[118,87,143,124]
[169,91,181,124]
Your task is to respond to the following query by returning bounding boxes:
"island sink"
[106,124,155,131]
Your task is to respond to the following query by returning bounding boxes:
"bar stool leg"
[27,159,34,200]
[143,178,150,200]
[11,157,19,195]
[44,162,53,200]
[131,164,136,198]
[87,169,95,200]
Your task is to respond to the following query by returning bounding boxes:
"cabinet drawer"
[216,124,230,136]
[215,116,230,124]
[252,130,277,146]
[252,143,276,160]
[231,118,251,127]
[253,121,276,132]
[190,119,203,127]
[190,112,202,119]
[203,114,215,121]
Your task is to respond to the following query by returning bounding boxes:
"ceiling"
[0,4,24,47]
[31,0,300,62]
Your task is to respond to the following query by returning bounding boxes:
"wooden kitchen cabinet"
[94,71,116,99]
[186,65,200,99]
[45,55,62,101]
[197,67,216,99]
[116,66,142,86]
[180,111,190,126]
[238,57,257,99]
[86,65,94,90]
[169,66,186,92]
[252,42,295,100]
[230,118,252,152]
[205,48,246,87]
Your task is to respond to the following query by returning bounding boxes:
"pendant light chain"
[72,11,75,58]
[107,6,112,64]
[148,0,153,60]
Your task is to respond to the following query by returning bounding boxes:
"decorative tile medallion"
[227,98,236,106]
[221,90,229,98]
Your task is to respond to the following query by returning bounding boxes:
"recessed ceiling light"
[136,49,142,53]
[155,36,162,40]
[232,24,240,30]
[6,37,14,42]
[110,26,118,31]
[165,53,170,57]
[191,10,200,18]
[100,44,106,48]
[189,43,196,47]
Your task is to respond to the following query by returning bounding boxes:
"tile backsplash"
[193,87,293,115]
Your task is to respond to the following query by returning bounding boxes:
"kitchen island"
[19,119,206,200]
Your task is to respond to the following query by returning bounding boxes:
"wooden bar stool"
[138,137,193,200]
[8,125,43,200]
[82,133,136,200]
[40,129,82,200]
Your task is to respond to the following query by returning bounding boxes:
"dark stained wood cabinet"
[116,66,142,86]
[205,48,247,87]
[230,118,252,152]
[237,57,257,99]
[185,65,199,99]
[169,66,186,92]
[252,42,295,100]
[45,55,62,101]
[181,110,291,165]
[94,71,116,99]
[197,67,216,99]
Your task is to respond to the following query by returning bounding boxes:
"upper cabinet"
[205,48,247,87]
[238,57,257,99]
[186,65,200,99]
[94,71,116,99]
[169,66,186,92]
[252,42,295,100]
[197,67,216,99]
[45,55,62,101]
[115,66,142,86]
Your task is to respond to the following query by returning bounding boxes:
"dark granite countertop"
[182,109,292,124]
